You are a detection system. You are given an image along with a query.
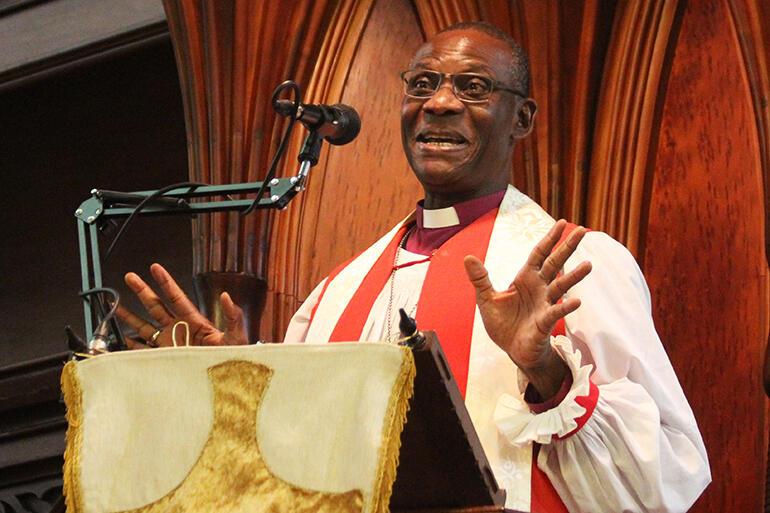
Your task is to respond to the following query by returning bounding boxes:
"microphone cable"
[101,81,301,259]
[241,80,301,216]
[78,286,122,351]
[103,181,206,262]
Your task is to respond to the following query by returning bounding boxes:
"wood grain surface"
[163,0,336,275]
[587,0,680,255]
[261,0,383,340]
[643,1,767,511]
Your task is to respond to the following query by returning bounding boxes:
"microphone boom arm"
[74,78,357,352]
[74,173,305,344]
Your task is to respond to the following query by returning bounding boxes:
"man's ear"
[512,98,537,139]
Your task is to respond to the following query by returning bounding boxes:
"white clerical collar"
[422,205,460,228]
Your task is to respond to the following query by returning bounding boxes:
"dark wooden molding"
[0,352,69,512]
[0,477,63,513]
[0,352,70,477]
[0,20,169,93]
[0,0,50,17]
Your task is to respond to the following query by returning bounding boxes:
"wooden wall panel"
[514,1,554,209]
[642,1,767,511]
[724,14,770,507]
[493,1,617,222]
[412,0,479,37]
[262,0,424,340]
[552,0,596,222]
[297,0,423,297]
[728,0,770,303]
[163,0,336,276]
[261,0,376,340]
[586,0,680,256]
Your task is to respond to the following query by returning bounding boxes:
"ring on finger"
[147,329,162,348]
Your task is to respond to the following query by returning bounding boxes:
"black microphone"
[274,100,361,145]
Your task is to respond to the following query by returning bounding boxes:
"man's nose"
[422,82,464,115]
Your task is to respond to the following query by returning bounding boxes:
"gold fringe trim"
[61,361,85,513]
[370,347,416,513]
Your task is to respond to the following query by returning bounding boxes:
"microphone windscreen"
[326,103,361,146]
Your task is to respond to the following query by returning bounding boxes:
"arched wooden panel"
[297,0,423,295]
[511,0,617,222]
[727,0,770,309]
[163,0,338,339]
[586,0,680,256]
[557,1,615,223]
[642,1,767,511]
[261,0,375,340]
[411,0,480,37]
[262,0,424,340]
[163,0,336,275]
[510,1,551,209]
[724,11,770,505]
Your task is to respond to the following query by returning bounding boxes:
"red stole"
[328,207,498,397]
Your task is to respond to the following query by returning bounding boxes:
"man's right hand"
[116,263,248,349]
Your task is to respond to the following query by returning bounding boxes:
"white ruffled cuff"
[493,335,594,446]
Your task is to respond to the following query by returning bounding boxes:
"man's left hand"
[463,219,592,400]
[116,263,248,349]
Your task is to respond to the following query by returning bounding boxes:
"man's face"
[401,29,522,206]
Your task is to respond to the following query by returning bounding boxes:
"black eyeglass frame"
[400,69,526,103]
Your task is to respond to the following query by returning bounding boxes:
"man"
[118,22,710,513]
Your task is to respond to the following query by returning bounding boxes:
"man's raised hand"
[463,220,592,399]
[116,263,248,349]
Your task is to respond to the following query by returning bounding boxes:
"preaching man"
[118,21,711,513]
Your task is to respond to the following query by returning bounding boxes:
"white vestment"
[285,186,711,513]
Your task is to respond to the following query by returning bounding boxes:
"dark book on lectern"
[390,332,523,513]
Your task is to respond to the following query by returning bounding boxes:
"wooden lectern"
[57,335,523,513]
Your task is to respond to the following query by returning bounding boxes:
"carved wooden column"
[263,0,467,341]
[161,0,335,340]
[586,0,680,255]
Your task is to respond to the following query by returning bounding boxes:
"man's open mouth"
[416,132,468,148]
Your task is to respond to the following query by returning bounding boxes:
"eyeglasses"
[400,69,525,103]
